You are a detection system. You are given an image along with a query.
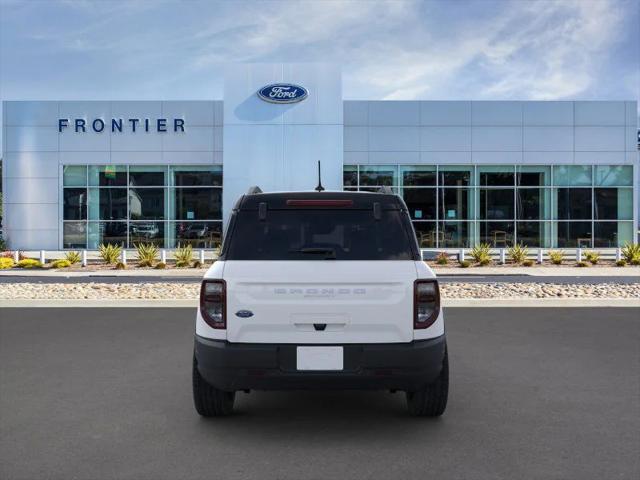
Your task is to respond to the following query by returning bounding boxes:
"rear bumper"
[194,335,446,392]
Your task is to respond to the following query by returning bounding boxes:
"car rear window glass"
[225,209,416,260]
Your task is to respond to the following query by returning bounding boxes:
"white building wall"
[222,63,343,227]
[2,100,223,249]
[344,100,637,165]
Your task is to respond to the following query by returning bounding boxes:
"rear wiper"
[289,248,337,259]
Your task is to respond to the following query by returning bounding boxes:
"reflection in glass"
[412,222,438,248]
[88,222,128,248]
[129,166,165,186]
[129,188,165,220]
[594,188,633,220]
[517,188,550,220]
[479,222,514,247]
[517,222,549,247]
[130,222,165,247]
[400,166,436,186]
[517,166,550,186]
[343,165,358,187]
[478,166,514,186]
[63,166,87,187]
[63,222,87,248]
[553,165,591,186]
[359,166,397,186]
[480,189,514,220]
[438,166,472,186]
[402,188,436,220]
[594,222,633,247]
[594,165,633,186]
[63,188,87,220]
[171,166,222,186]
[439,222,471,248]
[439,188,470,220]
[89,188,127,220]
[89,165,127,186]
[556,221,592,248]
[172,188,222,220]
[170,222,222,248]
[556,188,591,220]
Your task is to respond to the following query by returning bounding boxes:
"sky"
[0,0,638,151]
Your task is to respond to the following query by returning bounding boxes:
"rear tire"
[192,354,235,417]
[406,347,449,417]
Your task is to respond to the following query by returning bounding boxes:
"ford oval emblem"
[257,83,308,104]
[235,310,254,318]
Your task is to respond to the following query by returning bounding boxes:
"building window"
[62,165,222,249]
[342,164,635,248]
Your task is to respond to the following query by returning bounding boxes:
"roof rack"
[247,186,263,194]
[377,186,394,195]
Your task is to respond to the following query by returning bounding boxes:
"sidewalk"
[432,266,640,277]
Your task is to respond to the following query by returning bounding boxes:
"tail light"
[414,279,440,329]
[200,279,226,329]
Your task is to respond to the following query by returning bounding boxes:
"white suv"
[192,189,448,417]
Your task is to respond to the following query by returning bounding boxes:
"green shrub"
[548,250,564,265]
[65,251,81,265]
[0,236,6,251]
[115,261,127,270]
[174,244,193,268]
[522,259,534,267]
[615,259,627,267]
[154,262,167,269]
[507,243,528,264]
[435,252,449,265]
[470,243,491,265]
[99,243,122,264]
[0,257,15,269]
[459,260,471,268]
[51,259,71,269]
[17,258,43,269]
[135,243,158,267]
[621,242,640,265]
[576,260,589,268]
[584,251,600,265]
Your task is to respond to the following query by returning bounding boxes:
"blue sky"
[0,0,638,150]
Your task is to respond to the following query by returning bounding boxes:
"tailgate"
[224,261,417,344]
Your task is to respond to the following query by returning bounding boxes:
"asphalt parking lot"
[1,307,638,480]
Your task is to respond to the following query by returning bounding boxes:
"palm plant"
[470,243,491,265]
[135,243,159,267]
[99,243,122,264]
[507,243,528,264]
[174,244,194,268]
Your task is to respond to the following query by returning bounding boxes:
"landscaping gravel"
[0,282,639,300]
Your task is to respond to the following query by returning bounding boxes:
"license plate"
[296,346,343,371]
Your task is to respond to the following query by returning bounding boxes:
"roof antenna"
[315,160,325,192]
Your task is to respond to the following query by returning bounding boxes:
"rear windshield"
[224,209,417,260]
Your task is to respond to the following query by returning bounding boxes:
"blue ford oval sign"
[257,83,308,104]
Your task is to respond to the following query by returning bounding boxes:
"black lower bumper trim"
[194,335,446,392]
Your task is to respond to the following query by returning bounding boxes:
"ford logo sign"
[257,83,308,104]
[235,310,254,318]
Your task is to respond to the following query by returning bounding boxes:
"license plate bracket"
[296,346,344,371]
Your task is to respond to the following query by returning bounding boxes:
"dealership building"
[1,63,638,250]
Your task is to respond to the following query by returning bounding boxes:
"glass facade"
[62,165,222,248]
[343,164,635,248]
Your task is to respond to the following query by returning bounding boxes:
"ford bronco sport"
[193,189,448,417]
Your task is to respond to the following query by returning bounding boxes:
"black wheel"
[192,354,235,417]
[406,347,449,417]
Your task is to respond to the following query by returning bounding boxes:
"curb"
[1,298,639,308]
